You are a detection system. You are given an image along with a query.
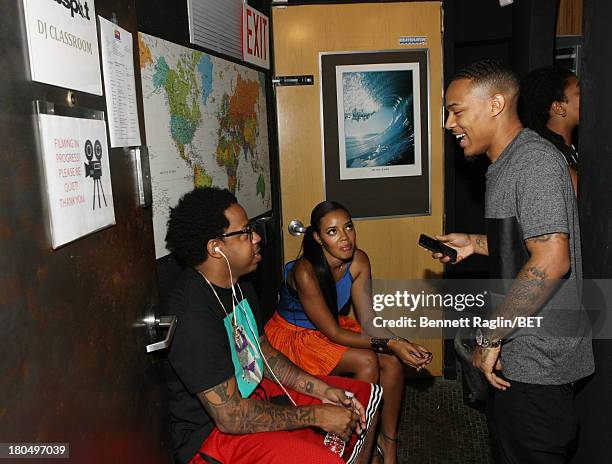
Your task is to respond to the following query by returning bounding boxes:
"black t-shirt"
[165,268,264,464]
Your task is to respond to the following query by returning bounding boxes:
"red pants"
[189,376,382,464]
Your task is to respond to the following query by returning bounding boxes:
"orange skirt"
[264,311,362,376]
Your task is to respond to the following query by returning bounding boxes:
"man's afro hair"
[165,187,237,266]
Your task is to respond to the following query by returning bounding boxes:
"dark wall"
[0,0,168,461]
[572,0,612,461]
[443,0,513,283]
[135,0,283,321]
[511,0,559,77]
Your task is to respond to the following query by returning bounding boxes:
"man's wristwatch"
[475,328,502,349]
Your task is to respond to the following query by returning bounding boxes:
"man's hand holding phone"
[420,233,475,264]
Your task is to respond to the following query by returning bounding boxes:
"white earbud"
[215,246,228,260]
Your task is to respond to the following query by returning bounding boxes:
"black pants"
[487,380,577,464]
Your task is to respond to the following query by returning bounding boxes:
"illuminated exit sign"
[242,3,269,69]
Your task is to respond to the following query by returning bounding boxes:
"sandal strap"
[370,443,385,463]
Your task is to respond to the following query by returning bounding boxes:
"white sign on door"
[22,0,103,95]
[37,112,115,248]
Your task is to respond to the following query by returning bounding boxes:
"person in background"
[519,66,580,192]
[265,200,432,464]
[164,187,382,464]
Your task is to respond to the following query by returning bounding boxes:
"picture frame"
[320,49,430,218]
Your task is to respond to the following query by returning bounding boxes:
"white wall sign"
[37,112,115,248]
[242,4,269,69]
[98,15,141,148]
[22,0,103,95]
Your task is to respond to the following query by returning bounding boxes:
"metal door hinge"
[272,75,314,86]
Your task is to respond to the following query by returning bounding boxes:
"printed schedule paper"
[99,16,141,148]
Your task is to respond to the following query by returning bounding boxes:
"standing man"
[435,60,594,463]
[164,187,381,464]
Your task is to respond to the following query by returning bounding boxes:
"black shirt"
[165,268,264,464]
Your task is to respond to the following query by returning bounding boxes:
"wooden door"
[273,2,445,375]
[0,0,170,461]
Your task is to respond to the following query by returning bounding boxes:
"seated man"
[164,187,382,464]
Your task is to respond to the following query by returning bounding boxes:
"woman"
[519,66,580,192]
[265,201,432,464]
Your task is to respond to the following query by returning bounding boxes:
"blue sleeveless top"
[276,260,353,329]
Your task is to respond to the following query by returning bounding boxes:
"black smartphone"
[418,234,458,263]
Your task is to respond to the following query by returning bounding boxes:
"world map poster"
[139,33,271,258]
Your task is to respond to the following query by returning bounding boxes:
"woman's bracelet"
[370,337,407,353]
[370,338,389,352]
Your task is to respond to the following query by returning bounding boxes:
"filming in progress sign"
[22,0,102,95]
[37,113,115,248]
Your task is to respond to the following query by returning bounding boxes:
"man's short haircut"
[165,187,237,267]
[452,59,519,98]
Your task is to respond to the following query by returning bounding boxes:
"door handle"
[144,315,177,353]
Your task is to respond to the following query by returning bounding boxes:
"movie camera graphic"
[83,139,107,210]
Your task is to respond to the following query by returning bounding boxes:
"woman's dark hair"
[519,66,577,166]
[165,187,237,266]
[301,201,350,322]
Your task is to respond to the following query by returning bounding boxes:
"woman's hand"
[388,339,433,370]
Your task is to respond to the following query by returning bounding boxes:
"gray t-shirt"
[485,128,594,385]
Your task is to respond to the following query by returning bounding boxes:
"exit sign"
[242,3,269,69]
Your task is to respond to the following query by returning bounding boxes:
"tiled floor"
[397,375,493,464]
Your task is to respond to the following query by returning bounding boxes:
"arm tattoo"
[472,234,489,255]
[525,233,569,245]
[205,379,233,406]
[264,349,301,385]
[198,378,317,434]
[262,345,320,396]
[486,233,568,340]
[302,380,315,394]
[527,235,553,243]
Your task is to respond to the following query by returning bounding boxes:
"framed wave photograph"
[321,50,430,218]
[336,62,422,181]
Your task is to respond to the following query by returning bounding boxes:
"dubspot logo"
[52,0,92,20]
